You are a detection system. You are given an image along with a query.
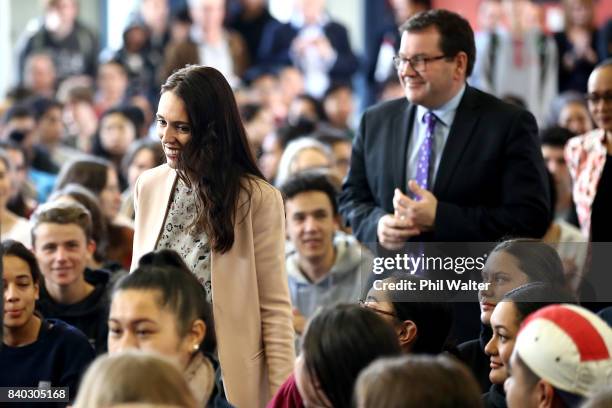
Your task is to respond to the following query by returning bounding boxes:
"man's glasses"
[393,54,447,72]
[585,92,612,104]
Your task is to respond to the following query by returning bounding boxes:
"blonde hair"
[73,350,197,408]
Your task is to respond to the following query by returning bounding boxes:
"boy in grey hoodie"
[280,171,373,334]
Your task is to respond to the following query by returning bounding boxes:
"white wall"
[327,0,363,54]
[0,0,11,98]
[106,0,139,52]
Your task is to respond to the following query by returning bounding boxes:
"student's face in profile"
[484,301,520,385]
[505,351,541,408]
[3,255,39,330]
[479,251,529,325]
[108,289,196,370]
[156,91,192,169]
[33,223,94,290]
[294,354,332,408]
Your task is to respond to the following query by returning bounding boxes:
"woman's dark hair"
[400,9,476,76]
[490,239,566,287]
[120,138,165,184]
[54,156,113,197]
[355,354,483,408]
[161,65,264,253]
[48,183,109,263]
[503,282,577,325]
[1,239,41,283]
[301,304,401,408]
[112,249,216,353]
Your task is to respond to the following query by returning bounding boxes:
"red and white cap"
[515,304,612,398]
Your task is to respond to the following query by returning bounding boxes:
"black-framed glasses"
[585,92,612,104]
[393,54,447,72]
[359,299,397,319]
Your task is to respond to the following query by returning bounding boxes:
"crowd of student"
[2,0,612,407]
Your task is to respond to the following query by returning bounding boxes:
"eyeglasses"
[359,299,397,319]
[393,54,447,72]
[585,92,612,104]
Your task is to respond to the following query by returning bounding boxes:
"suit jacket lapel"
[393,102,415,192]
[145,167,178,251]
[434,86,480,195]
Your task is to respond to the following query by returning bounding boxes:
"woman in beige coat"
[131,65,294,407]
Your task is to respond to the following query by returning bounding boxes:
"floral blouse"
[156,178,212,301]
[565,129,609,239]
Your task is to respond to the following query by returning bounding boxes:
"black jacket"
[457,325,493,393]
[37,268,123,354]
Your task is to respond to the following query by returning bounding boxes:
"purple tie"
[415,111,436,198]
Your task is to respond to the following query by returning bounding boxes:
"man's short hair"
[279,170,339,216]
[30,201,93,245]
[399,9,476,77]
[540,126,575,148]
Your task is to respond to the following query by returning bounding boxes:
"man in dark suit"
[340,9,550,249]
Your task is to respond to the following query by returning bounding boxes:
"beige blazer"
[132,165,295,407]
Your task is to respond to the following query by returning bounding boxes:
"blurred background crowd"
[1,1,612,407]
[0,0,610,251]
